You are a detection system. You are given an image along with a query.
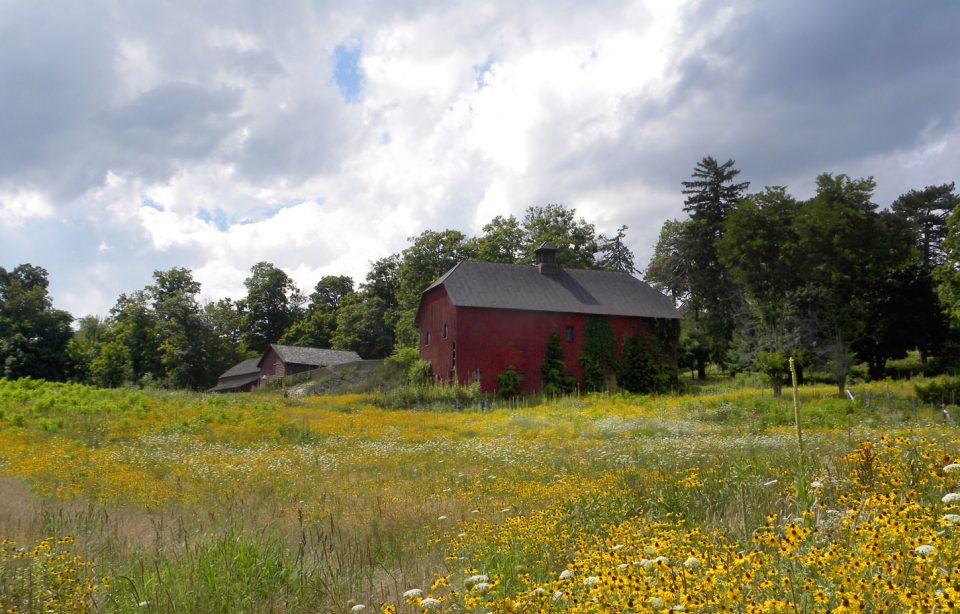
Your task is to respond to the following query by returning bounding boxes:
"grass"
[0,377,958,611]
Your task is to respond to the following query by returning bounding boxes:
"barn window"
[443,323,448,339]
[564,325,574,342]
[426,331,431,346]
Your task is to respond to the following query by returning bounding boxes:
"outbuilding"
[415,243,681,393]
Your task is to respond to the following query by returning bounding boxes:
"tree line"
[4,158,957,394]
[646,156,959,395]
[0,205,636,390]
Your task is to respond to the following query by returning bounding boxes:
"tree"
[521,204,598,269]
[717,187,801,395]
[645,219,692,304]
[241,262,303,353]
[678,157,750,374]
[892,183,958,269]
[619,334,664,394]
[65,315,107,382]
[596,225,637,273]
[308,275,354,313]
[281,275,355,349]
[793,173,911,394]
[541,329,576,395]
[149,267,217,389]
[204,298,248,377]
[580,316,617,391]
[393,230,476,349]
[854,264,948,379]
[0,264,73,380]
[471,215,525,264]
[331,293,394,359]
[109,291,161,383]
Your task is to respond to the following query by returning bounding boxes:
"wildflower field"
[0,377,959,612]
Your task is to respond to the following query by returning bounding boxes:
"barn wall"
[417,287,458,382]
[454,308,653,393]
[259,347,285,378]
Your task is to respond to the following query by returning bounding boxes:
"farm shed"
[209,357,261,393]
[415,243,681,393]
[211,345,362,392]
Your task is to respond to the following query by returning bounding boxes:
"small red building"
[415,244,680,393]
[210,345,361,392]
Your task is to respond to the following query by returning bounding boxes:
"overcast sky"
[2,0,959,317]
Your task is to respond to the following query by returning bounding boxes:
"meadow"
[0,377,958,612]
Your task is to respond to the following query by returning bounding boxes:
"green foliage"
[580,316,617,391]
[541,330,576,395]
[241,262,303,354]
[496,365,520,397]
[520,204,598,268]
[914,376,960,406]
[596,224,636,273]
[619,332,676,394]
[470,215,525,263]
[331,293,394,359]
[0,264,73,381]
[377,380,482,410]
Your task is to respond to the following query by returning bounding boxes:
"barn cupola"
[534,241,559,273]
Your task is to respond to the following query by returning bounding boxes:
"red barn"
[415,243,681,393]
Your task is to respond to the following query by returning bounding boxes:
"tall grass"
[0,376,955,611]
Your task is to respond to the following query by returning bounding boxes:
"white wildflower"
[351,606,366,612]
[915,544,936,556]
[472,582,491,592]
[500,508,511,513]
[651,597,664,608]
[583,576,600,586]
[617,563,628,569]
[644,545,657,557]
[654,556,670,565]
[420,597,440,609]
[471,509,480,514]
[944,463,960,473]
[683,556,701,570]
[437,515,448,521]
[809,480,823,489]
[611,543,624,551]
[943,514,960,525]
[402,589,422,599]
[673,606,687,612]
[552,591,565,602]
[942,493,960,504]
[457,532,466,538]
[531,588,546,596]
[763,479,778,487]
[559,569,574,580]
[466,574,488,585]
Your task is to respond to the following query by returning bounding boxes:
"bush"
[377,381,483,411]
[915,376,960,406]
[496,365,520,397]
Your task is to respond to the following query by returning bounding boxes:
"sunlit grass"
[0,376,953,611]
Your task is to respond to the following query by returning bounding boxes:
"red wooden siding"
[418,287,656,394]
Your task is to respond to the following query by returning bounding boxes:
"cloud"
[0,0,957,318]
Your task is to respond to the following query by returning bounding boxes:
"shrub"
[496,365,520,397]
[915,376,960,406]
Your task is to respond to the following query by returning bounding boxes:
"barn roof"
[261,344,362,367]
[209,372,261,392]
[421,260,680,319]
[218,357,261,379]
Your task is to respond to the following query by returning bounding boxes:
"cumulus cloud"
[0,0,957,317]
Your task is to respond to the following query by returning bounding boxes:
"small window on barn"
[443,323,448,339]
[426,331,431,346]
[564,325,574,342]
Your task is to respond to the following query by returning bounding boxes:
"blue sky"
[1,0,958,317]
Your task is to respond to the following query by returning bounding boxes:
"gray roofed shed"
[259,345,362,368]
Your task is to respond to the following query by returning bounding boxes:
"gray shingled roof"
[218,357,261,379]
[421,260,680,319]
[262,345,362,367]
[209,372,261,392]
